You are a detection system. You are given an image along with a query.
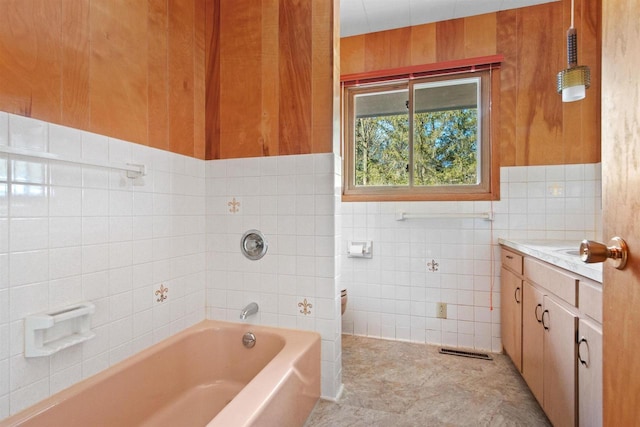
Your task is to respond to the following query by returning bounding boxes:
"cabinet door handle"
[506,255,514,260]
[542,309,550,330]
[514,287,521,304]
[534,304,543,323]
[577,337,590,367]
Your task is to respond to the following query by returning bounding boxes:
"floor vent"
[439,348,493,360]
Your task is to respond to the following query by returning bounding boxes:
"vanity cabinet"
[501,266,522,371]
[501,245,602,427]
[541,295,578,427]
[577,319,602,427]
[522,282,544,403]
[500,249,523,371]
[577,280,603,427]
[522,281,578,427]
[524,258,579,427]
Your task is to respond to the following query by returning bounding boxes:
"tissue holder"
[347,241,373,258]
[25,302,96,358]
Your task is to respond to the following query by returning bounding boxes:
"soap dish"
[24,302,96,357]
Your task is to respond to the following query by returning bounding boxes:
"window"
[343,68,498,201]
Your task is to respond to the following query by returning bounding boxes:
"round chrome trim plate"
[241,229,268,260]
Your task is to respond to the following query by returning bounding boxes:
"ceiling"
[340,0,559,37]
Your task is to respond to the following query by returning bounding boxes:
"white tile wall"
[0,109,601,418]
[0,112,206,417]
[341,163,602,353]
[205,153,343,399]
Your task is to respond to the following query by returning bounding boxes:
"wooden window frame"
[341,58,501,202]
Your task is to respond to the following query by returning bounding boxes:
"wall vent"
[439,347,493,360]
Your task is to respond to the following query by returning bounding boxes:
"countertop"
[498,238,603,283]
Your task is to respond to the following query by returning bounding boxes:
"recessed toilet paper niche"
[241,229,268,260]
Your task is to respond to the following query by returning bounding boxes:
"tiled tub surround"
[341,163,601,352]
[204,153,343,399]
[0,112,207,417]
[0,109,601,419]
[0,110,343,420]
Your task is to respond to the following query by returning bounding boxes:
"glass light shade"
[562,84,586,102]
[557,65,591,103]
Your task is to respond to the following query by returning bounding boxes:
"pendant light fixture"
[556,0,590,102]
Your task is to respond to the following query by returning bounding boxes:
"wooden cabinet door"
[522,282,544,406]
[500,267,522,371]
[578,319,603,427]
[543,296,578,427]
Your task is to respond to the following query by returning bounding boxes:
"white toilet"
[341,289,348,315]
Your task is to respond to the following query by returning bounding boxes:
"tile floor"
[305,335,551,426]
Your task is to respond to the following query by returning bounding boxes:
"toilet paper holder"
[347,241,373,258]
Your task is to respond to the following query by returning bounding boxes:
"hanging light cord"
[566,0,578,67]
[556,0,590,101]
[570,0,575,28]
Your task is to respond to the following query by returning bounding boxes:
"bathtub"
[0,320,321,427]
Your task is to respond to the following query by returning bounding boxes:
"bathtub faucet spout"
[240,302,259,320]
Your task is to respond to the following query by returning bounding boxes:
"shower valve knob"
[579,237,628,270]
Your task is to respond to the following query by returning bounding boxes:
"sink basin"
[555,248,581,256]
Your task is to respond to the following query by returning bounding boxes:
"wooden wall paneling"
[340,35,365,76]
[496,10,518,167]
[311,0,334,154]
[168,0,196,157]
[583,0,602,164]
[148,0,170,151]
[561,0,583,165]
[193,0,206,159]
[219,0,264,159]
[578,0,601,164]
[61,0,91,130]
[566,0,601,165]
[514,3,563,165]
[206,0,336,159]
[205,0,220,160]
[0,0,62,121]
[262,0,280,157]
[89,0,149,145]
[0,0,206,158]
[339,0,601,167]
[436,19,465,62]
[410,24,437,66]
[332,0,341,154]
[278,0,312,155]
[364,28,411,71]
[463,14,497,58]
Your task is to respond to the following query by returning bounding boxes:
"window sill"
[341,189,500,203]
